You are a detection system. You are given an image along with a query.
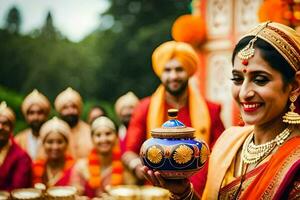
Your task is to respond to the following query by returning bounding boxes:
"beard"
[164,80,188,97]
[0,130,10,148]
[61,114,79,128]
[120,114,132,127]
[29,121,44,133]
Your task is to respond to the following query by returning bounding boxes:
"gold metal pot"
[11,188,42,200]
[106,185,139,200]
[140,186,169,200]
[0,191,10,200]
[46,186,77,200]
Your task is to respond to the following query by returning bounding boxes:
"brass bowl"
[46,186,77,200]
[140,186,169,200]
[106,185,140,200]
[0,191,10,200]
[11,188,42,200]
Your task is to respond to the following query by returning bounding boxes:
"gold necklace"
[242,127,291,164]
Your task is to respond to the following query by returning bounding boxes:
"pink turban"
[54,87,82,113]
[92,116,116,132]
[40,117,71,142]
[115,91,139,117]
[0,101,16,125]
[21,89,50,116]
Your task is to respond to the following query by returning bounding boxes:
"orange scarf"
[240,136,300,199]
[33,155,75,185]
[88,145,123,189]
[147,79,210,143]
[202,126,253,199]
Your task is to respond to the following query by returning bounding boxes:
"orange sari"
[202,126,300,200]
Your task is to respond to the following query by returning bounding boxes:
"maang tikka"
[237,22,270,67]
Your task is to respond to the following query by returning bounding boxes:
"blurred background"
[0,0,192,131]
[1,0,300,131]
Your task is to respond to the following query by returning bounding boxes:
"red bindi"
[242,59,248,66]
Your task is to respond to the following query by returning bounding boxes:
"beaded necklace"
[242,127,291,164]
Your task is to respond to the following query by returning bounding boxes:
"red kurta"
[125,97,225,196]
[0,140,32,191]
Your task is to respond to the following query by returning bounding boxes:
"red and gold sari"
[33,155,75,187]
[203,126,300,200]
[71,145,123,198]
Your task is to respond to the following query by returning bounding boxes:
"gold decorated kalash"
[105,185,169,200]
[140,109,210,179]
[10,184,77,200]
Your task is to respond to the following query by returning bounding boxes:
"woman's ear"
[290,71,300,97]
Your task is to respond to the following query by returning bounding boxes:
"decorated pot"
[46,186,77,200]
[11,188,42,200]
[140,109,209,179]
[106,185,140,200]
[0,191,10,200]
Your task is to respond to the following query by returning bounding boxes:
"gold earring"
[283,95,300,124]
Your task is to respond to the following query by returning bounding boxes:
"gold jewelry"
[237,22,270,66]
[242,127,291,164]
[283,95,300,124]
[238,37,257,66]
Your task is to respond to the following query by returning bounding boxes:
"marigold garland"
[88,144,123,189]
[258,0,300,27]
[33,155,74,185]
[172,14,206,46]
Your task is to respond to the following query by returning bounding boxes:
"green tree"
[5,6,21,34]
[94,0,191,101]
[40,11,62,40]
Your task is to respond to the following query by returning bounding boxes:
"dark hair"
[232,36,295,86]
[90,105,107,116]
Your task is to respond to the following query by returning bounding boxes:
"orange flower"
[172,14,206,46]
[258,0,290,25]
[88,145,123,189]
[32,155,74,185]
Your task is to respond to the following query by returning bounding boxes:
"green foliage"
[0,85,26,132]
[5,6,21,34]
[94,0,191,101]
[0,1,191,116]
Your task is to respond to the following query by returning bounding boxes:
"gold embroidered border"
[261,145,300,199]
[244,23,300,71]
[219,175,256,200]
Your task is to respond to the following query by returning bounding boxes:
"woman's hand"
[141,166,191,195]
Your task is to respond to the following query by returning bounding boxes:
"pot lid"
[151,109,195,139]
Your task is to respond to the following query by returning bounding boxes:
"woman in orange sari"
[142,22,300,200]
[71,116,123,198]
[33,117,75,187]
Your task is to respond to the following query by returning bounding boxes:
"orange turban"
[40,117,71,142]
[54,87,82,113]
[21,89,51,116]
[115,91,139,117]
[152,41,199,77]
[0,101,16,125]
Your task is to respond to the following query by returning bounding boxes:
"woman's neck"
[253,117,288,145]
[99,152,113,167]
[165,89,188,109]
[47,157,65,169]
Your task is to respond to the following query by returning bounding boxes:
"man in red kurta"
[0,102,32,191]
[123,41,225,196]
